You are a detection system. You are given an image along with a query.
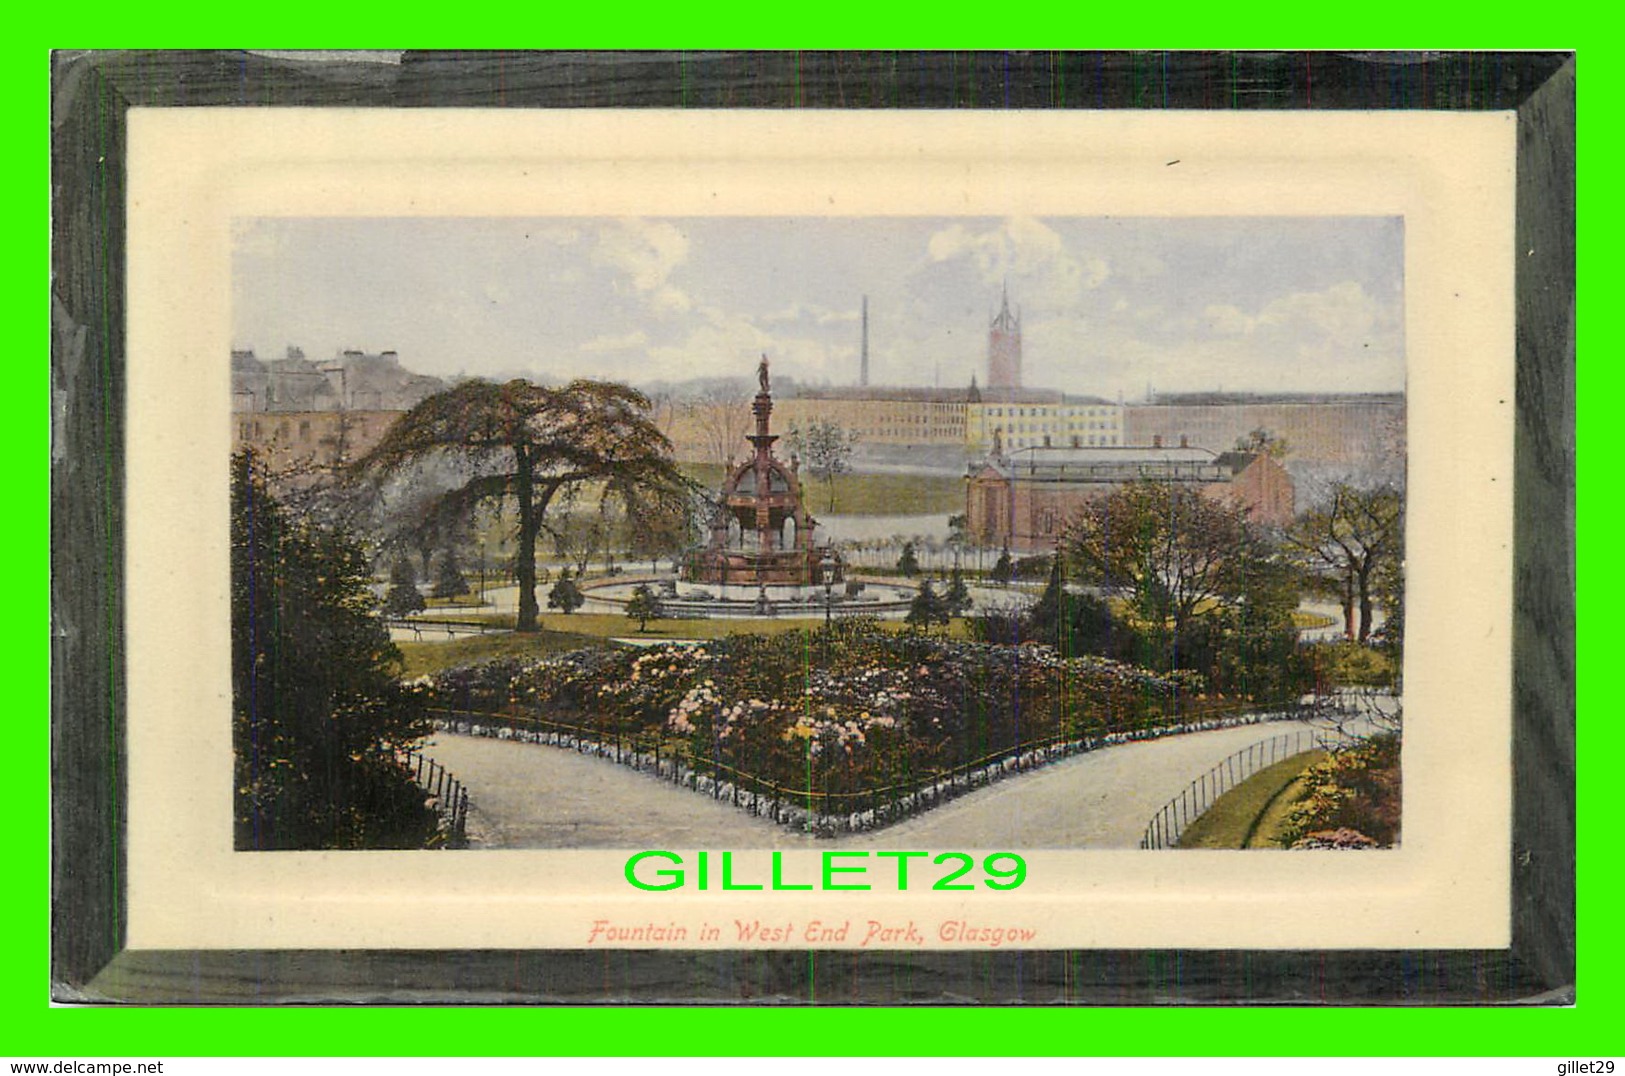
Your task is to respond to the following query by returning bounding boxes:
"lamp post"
[478,540,486,605]
[823,576,834,665]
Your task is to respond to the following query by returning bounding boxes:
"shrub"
[1306,639,1397,690]
[906,579,950,631]
[896,542,920,577]
[384,558,427,617]
[434,550,469,599]
[1012,553,1053,580]
[547,568,585,614]
[943,568,972,617]
[625,584,665,632]
[1278,733,1401,848]
[233,452,437,850]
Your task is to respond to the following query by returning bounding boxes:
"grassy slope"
[1175,749,1328,850]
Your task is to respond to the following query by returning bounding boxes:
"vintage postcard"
[122,108,1513,954]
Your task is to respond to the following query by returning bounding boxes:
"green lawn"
[543,611,826,639]
[1175,750,1328,849]
[680,463,963,517]
[1245,766,1324,850]
[395,627,612,679]
[395,613,973,676]
[564,610,972,640]
[424,595,487,609]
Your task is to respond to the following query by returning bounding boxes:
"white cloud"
[651,285,692,315]
[924,216,1108,311]
[593,219,692,315]
[1203,303,1256,336]
[1258,280,1381,343]
[624,305,865,388]
[1202,281,1387,349]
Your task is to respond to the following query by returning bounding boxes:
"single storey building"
[965,440,1294,552]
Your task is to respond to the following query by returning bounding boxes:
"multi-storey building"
[230,346,449,482]
[231,409,402,476]
[966,393,1124,455]
[776,388,969,446]
[231,347,445,413]
[1124,392,1405,473]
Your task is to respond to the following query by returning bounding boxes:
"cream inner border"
[124,109,1514,951]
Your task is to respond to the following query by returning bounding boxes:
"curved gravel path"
[423,716,1353,850]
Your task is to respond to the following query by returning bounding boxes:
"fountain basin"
[581,577,918,620]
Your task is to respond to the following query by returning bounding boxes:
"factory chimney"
[860,295,869,387]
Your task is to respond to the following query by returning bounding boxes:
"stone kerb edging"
[432,706,1318,838]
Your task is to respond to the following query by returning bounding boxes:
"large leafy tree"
[1063,480,1308,699]
[233,451,436,850]
[1064,480,1268,671]
[356,379,691,632]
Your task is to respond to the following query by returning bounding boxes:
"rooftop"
[974,444,1259,483]
[1141,391,1406,407]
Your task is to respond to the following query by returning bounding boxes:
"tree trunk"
[1357,561,1375,643]
[515,444,539,632]
[1342,571,1357,641]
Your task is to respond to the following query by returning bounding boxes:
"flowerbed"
[417,620,1247,802]
[1280,732,1402,848]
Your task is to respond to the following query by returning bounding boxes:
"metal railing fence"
[402,749,471,847]
[429,704,1311,838]
[1138,726,1358,849]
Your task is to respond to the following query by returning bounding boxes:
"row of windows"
[236,419,380,443]
[239,421,313,441]
[983,406,1119,419]
[1000,420,1118,433]
[858,429,967,440]
[1006,435,1122,449]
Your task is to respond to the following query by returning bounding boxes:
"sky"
[232,216,1405,399]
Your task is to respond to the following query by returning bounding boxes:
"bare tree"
[680,380,753,467]
[1289,481,1404,643]
[785,418,859,513]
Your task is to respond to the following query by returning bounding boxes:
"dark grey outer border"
[50,50,1575,1005]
